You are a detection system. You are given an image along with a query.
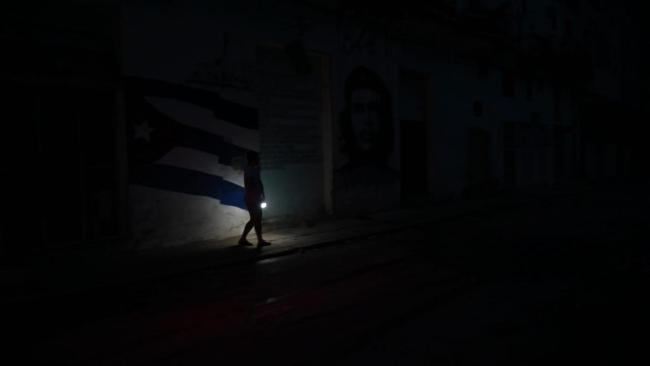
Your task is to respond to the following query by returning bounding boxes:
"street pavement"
[2,180,648,365]
[0,186,551,305]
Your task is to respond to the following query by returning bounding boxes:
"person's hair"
[246,151,260,166]
[339,66,393,164]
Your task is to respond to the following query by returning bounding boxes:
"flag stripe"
[126,76,259,130]
[156,147,244,186]
[174,122,249,166]
[130,164,246,209]
[146,96,259,151]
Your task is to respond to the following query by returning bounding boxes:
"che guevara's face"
[350,88,381,152]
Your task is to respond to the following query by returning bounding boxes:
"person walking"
[239,151,271,248]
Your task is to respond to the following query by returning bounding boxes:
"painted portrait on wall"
[339,66,394,165]
[334,66,400,214]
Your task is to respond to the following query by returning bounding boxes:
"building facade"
[0,0,639,253]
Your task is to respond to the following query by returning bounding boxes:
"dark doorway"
[399,69,428,204]
[40,87,119,248]
[2,82,42,256]
[1,83,119,257]
[466,127,492,197]
[503,123,516,188]
[401,120,428,202]
[554,125,566,180]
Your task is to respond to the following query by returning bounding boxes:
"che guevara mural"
[334,66,400,214]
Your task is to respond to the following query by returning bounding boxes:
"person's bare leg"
[254,217,262,242]
[239,213,255,245]
[251,208,270,247]
[251,209,262,241]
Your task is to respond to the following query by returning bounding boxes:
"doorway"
[401,120,428,202]
[1,82,120,256]
[399,69,429,204]
[466,127,492,197]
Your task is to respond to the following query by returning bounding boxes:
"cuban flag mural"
[126,77,259,248]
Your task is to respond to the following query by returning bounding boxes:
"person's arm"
[243,169,252,192]
[259,174,265,200]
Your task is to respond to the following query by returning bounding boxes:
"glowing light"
[260,202,267,209]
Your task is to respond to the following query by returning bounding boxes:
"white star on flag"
[134,120,155,142]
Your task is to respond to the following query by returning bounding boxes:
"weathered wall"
[123,1,259,248]
[121,0,592,248]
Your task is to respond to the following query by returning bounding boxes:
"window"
[567,1,581,15]
[473,100,483,117]
[546,6,557,30]
[531,111,541,124]
[503,122,515,148]
[502,71,515,98]
[565,19,573,38]
[478,61,489,79]
[554,86,562,122]
[588,0,602,11]
[596,36,611,68]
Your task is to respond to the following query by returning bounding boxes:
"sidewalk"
[0,187,577,305]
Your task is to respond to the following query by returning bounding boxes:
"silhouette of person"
[335,66,400,213]
[239,151,271,248]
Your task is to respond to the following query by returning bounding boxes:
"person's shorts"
[245,199,261,212]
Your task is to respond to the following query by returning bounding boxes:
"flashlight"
[260,202,267,209]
